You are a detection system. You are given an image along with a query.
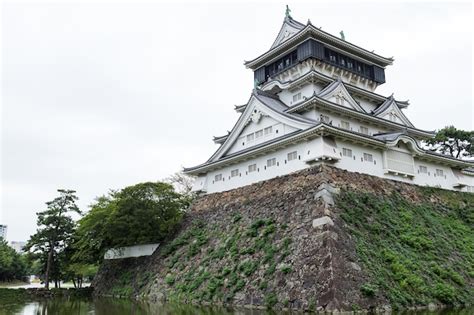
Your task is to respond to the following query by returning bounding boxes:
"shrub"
[265,261,277,276]
[265,292,278,308]
[232,214,242,223]
[259,280,268,290]
[234,279,245,292]
[164,275,175,286]
[239,261,258,277]
[246,219,267,237]
[433,283,456,304]
[361,283,378,297]
[280,264,292,274]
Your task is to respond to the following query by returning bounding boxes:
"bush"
[361,283,378,297]
[280,264,292,274]
[265,292,278,308]
[433,283,456,304]
[239,261,257,277]
[165,275,175,286]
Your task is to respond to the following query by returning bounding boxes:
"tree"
[165,171,195,197]
[63,262,98,288]
[425,126,474,159]
[0,239,28,282]
[24,189,80,289]
[72,194,116,265]
[74,182,188,265]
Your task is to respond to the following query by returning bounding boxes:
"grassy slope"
[337,187,474,309]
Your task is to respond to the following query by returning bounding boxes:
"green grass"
[337,190,474,308]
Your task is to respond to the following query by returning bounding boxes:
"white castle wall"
[226,116,298,156]
[300,108,391,137]
[104,243,159,260]
[192,136,474,194]
[277,82,324,106]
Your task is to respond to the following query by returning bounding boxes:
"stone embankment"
[93,165,474,312]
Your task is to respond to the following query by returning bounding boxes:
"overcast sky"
[1,1,472,242]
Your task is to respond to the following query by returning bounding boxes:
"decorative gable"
[208,92,314,162]
[318,78,366,112]
[270,16,305,49]
[373,96,414,127]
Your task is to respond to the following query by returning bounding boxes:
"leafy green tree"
[64,262,98,288]
[74,182,188,265]
[0,239,28,282]
[24,189,80,289]
[425,126,474,159]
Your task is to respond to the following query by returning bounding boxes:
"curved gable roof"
[270,16,306,49]
[317,77,367,113]
[372,95,414,127]
[206,89,315,163]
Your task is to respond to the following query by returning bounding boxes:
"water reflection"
[0,297,473,315]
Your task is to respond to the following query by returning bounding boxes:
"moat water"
[1,296,473,315]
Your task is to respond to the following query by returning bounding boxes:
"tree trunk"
[72,278,77,288]
[44,246,53,289]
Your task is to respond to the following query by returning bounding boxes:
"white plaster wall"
[226,117,298,155]
[104,243,159,260]
[278,83,324,106]
[193,136,473,194]
[413,160,461,189]
[300,108,390,136]
[204,141,314,193]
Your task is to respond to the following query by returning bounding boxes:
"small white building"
[184,10,474,194]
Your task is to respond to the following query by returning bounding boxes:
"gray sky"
[1,1,472,242]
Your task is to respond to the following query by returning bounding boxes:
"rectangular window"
[246,133,254,142]
[267,158,276,167]
[363,153,373,162]
[342,148,352,157]
[287,151,297,161]
[341,121,350,130]
[214,174,222,182]
[248,164,257,173]
[292,92,302,103]
[255,130,263,139]
[360,126,369,135]
[419,165,428,174]
[264,126,273,135]
[436,169,444,177]
[231,169,239,177]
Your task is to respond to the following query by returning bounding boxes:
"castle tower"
[184,8,473,194]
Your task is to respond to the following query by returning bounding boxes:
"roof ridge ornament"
[285,5,292,19]
[339,30,345,41]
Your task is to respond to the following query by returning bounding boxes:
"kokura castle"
[184,9,474,194]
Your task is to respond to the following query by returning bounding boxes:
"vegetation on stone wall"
[157,216,293,308]
[337,188,474,309]
[91,166,474,312]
